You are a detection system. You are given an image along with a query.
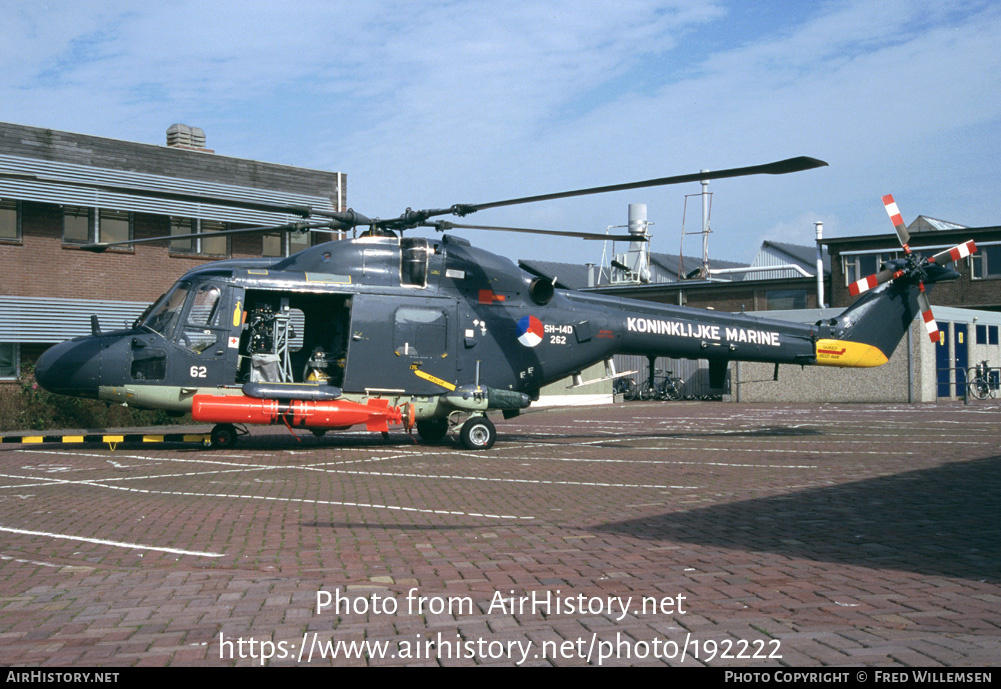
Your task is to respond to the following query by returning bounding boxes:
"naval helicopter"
[30,158,975,449]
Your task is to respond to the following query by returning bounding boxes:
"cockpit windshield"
[140,282,190,338]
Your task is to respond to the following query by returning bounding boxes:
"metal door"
[953,323,969,396]
[935,321,950,397]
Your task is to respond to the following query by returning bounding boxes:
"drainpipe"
[814,221,825,308]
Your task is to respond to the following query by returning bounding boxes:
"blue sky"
[3,0,1000,267]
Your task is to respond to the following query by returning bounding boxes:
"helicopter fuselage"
[33,232,919,447]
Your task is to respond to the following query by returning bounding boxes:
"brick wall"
[826,229,1001,311]
[2,201,281,302]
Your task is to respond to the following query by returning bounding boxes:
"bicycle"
[639,369,686,401]
[613,376,639,401]
[969,360,997,400]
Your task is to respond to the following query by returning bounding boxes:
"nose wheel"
[459,415,496,450]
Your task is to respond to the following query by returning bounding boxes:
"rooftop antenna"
[700,172,711,278]
[679,182,713,279]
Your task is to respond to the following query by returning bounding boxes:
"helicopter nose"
[34,338,103,398]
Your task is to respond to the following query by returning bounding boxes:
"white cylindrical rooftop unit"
[627,203,651,283]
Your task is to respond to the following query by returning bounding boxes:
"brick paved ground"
[0,401,998,666]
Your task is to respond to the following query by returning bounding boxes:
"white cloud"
[1,0,999,266]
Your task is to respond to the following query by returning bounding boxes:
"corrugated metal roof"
[748,241,829,280]
[519,251,750,288]
[0,296,150,343]
[649,251,748,281]
[0,153,337,226]
[518,260,592,289]
[908,215,968,232]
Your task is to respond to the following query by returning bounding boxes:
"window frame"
[971,243,1001,280]
[0,199,21,242]
[842,250,902,287]
[169,217,231,257]
[62,206,133,248]
[262,230,312,258]
[0,342,19,380]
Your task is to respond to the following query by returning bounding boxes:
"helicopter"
[29,157,976,449]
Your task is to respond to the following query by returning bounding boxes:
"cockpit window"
[178,284,225,353]
[187,284,221,327]
[142,283,190,338]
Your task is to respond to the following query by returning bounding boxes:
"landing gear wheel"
[311,429,327,437]
[416,418,449,443]
[211,423,239,449]
[459,416,496,450]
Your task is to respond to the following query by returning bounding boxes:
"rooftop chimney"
[166,123,212,152]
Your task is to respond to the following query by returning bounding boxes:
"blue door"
[936,322,951,397]
[953,323,969,396]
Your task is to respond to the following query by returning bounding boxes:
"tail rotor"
[845,195,976,344]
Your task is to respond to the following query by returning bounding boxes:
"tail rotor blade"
[917,284,940,343]
[928,239,977,267]
[882,194,911,252]
[848,267,904,297]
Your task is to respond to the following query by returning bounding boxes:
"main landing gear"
[416,418,449,443]
[458,415,496,450]
[210,423,242,449]
[415,414,497,450]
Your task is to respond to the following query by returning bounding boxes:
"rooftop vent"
[166,123,212,152]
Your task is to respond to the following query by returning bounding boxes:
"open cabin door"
[341,293,457,395]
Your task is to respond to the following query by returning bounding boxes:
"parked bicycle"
[612,376,639,401]
[969,360,997,400]
[639,369,686,401]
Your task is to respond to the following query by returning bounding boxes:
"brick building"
[823,222,1001,312]
[0,122,344,379]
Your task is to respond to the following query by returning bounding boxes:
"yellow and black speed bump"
[1,433,211,447]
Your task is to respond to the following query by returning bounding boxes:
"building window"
[63,206,132,246]
[0,343,18,379]
[170,217,230,257]
[977,324,988,344]
[262,230,312,257]
[63,206,93,244]
[262,233,282,257]
[99,208,132,245]
[0,199,20,241]
[765,290,807,310]
[843,251,901,286]
[972,245,1001,279]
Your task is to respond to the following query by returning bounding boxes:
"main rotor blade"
[448,156,828,216]
[431,221,646,241]
[79,221,338,253]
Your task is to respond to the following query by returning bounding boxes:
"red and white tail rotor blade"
[928,239,977,267]
[917,284,940,343]
[882,194,912,253]
[848,267,905,297]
